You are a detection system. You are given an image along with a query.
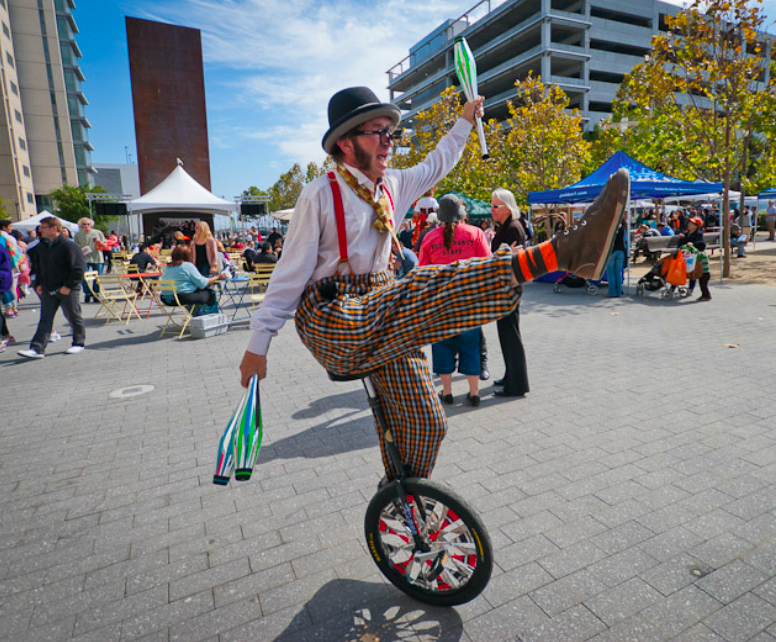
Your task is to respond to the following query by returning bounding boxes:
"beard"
[351,137,373,173]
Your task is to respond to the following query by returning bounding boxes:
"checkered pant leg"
[369,350,447,480]
[295,246,520,376]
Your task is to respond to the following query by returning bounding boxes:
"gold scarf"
[336,165,402,251]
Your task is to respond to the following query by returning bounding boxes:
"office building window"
[10,80,18,96]
[5,52,13,68]
[23,166,30,177]
[18,137,26,150]
[14,109,22,123]
[27,193,34,204]
[2,22,10,38]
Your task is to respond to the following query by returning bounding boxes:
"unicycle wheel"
[364,479,492,606]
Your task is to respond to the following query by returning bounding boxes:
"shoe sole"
[590,169,631,281]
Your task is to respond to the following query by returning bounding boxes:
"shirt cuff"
[452,118,474,136]
[246,331,271,356]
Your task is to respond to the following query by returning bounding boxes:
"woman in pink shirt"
[419,194,490,406]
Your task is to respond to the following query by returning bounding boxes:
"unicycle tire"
[364,478,493,606]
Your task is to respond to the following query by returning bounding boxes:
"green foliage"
[501,73,591,203]
[393,79,589,205]
[609,0,772,275]
[0,197,10,220]
[50,184,110,231]
[262,159,334,212]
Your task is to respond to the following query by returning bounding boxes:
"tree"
[615,0,771,276]
[501,73,591,204]
[0,197,10,221]
[50,184,110,231]
[391,86,503,201]
[265,160,334,212]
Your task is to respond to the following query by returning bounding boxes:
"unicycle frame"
[361,376,431,553]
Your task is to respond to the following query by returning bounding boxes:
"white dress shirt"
[247,118,473,356]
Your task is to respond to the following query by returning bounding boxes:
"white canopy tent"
[272,209,294,222]
[12,211,78,234]
[127,162,236,215]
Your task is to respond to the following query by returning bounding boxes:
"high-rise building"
[387,0,774,132]
[0,0,93,221]
[0,0,36,219]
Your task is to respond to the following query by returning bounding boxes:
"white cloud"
[135,0,464,173]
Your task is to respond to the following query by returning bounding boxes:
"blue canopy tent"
[527,152,723,289]
[528,151,722,204]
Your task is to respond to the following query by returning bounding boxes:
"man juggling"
[239,85,630,482]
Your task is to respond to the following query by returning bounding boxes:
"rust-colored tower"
[126,17,211,194]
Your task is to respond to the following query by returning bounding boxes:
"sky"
[76,0,776,200]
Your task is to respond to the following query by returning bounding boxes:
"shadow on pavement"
[275,579,464,642]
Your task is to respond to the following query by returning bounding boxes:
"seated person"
[161,246,226,308]
[254,242,278,265]
[633,223,660,260]
[731,223,748,258]
[129,243,160,273]
[242,241,260,271]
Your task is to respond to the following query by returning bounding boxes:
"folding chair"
[247,266,274,310]
[148,280,196,338]
[93,274,141,324]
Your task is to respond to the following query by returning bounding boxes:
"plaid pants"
[295,247,521,479]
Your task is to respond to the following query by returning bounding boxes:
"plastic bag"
[684,252,697,274]
[666,253,687,286]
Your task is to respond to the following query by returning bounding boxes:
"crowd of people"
[0,214,287,357]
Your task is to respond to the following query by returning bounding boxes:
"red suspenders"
[327,172,350,274]
[327,171,394,276]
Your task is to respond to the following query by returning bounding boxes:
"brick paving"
[1,276,776,641]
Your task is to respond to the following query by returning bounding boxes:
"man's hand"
[461,96,485,126]
[240,351,267,387]
[36,285,43,296]
[59,286,71,296]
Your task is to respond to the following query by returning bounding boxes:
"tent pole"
[626,204,631,294]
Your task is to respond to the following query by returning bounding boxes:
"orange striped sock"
[511,241,558,283]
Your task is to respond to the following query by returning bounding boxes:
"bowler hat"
[438,194,466,223]
[322,87,401,155]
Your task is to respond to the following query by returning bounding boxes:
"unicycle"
[328,370,493,606]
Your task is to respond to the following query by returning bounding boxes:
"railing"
[386,0,510,81]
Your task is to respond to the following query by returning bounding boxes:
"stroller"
[636,253,690,300]
[553,272,599,295]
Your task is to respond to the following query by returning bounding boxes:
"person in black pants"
[490,188,530,397]
[19,216,87,358]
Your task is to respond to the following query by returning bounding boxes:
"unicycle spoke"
[374,489,481,593]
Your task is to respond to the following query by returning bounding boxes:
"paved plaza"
[2,275,776,642]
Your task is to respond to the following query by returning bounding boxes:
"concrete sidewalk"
[1,279,776,641]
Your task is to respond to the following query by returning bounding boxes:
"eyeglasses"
[490,203,504,210]
[353,127,402,144]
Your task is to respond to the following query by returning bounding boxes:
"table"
[216,276,253,322]
[119,272,163,318]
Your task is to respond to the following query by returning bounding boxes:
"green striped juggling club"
[233,374,262,481]
[454,36,489,159]
[213,374,262,485]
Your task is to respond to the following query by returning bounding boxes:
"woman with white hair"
[490,188,530,397]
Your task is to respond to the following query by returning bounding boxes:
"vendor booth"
[127,161,236,241]
[528,151,723,289]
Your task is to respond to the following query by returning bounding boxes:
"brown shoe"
[553,169,630,280]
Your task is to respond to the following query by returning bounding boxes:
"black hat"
[438,194,466,223]
[322,87,401,155]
